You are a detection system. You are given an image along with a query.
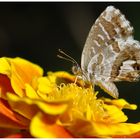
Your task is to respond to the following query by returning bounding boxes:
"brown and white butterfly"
[58,6,140,98]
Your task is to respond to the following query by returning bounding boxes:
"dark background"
[0,2,140,122]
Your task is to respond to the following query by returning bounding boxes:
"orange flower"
[0,57,140,138]
[0,57,43,137]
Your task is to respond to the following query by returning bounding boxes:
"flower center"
[46,83,107,121]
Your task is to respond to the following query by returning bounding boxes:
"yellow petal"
[90,122,140,138]
[25,84,39,99]
[36,101,68,115]
[30,112,73,138]
[0,57,44,97]
[10,57,43,97]
[103,98,137,110]
[10,57,43,81]
[37,77,57,94]
[68,119,140,138]
[0,57,11,76]
[101,104,128,123]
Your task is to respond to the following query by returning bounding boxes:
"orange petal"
[30,112,73,138]
[7,93,68,119]
[7,94,40,119]
[0,99,29,129]
[129,130,140,138]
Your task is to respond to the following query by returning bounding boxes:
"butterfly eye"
[72,65,82,75]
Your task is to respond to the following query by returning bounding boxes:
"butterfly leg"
[74,76,78,84]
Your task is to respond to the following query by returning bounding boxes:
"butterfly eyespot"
[132,63,140,70]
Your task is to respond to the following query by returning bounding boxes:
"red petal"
[0,74,14,98]
[6,131,32,138]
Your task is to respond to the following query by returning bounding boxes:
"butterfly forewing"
[81,6,140,98]
[81,6,133,71]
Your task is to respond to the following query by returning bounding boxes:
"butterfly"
[58,6,140,98]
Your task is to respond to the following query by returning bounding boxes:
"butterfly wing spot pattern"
[81,6,140,98]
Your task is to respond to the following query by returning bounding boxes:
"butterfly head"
[57,49,83,77]
[72,63,82,76]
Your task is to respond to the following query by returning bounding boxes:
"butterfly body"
[81,6,140,98]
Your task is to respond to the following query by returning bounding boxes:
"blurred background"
[0,2,140,122]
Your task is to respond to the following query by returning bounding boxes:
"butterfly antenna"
[57,49,79,65]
